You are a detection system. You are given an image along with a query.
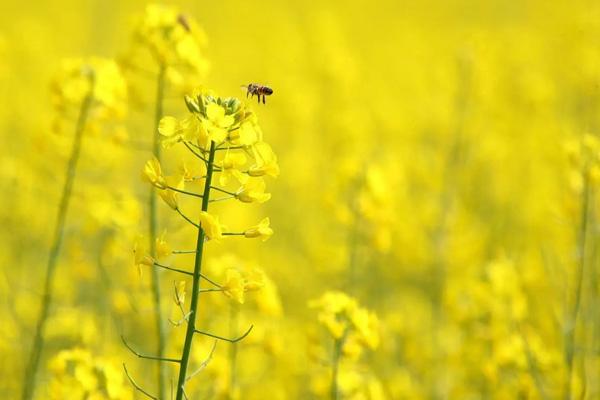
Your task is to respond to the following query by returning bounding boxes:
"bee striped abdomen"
[244,83,273,104]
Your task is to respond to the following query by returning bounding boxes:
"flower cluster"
[47,348,131,400]
[142,93,278,241]
[51,58,127,135]
[132,90,278,399]
[565,133,600,193]
[310,291,380,351]
[126,4,208,90]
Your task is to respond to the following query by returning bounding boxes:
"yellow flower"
[158,175,184,210]
[142,157,166,188]
[310,291,379,349]
[198,211,223,241]
[236,178,271,203]
[248,159,280,178]
[248,142,279,178]
[133,236,154,277]
[229,119,262,146]
[159,114,206,148]
[131,4,208,76]
[219,151,248,186]
[74,363,97,391]
[51,57,127,134]
[350,308,380,350]
[244,268,266,291]
[155,231,171,259]
[203,103,234,143]
[222,269,245,304]
[244,217,274,241]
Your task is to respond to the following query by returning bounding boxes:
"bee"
[242,83,273,104]
[177,14,191,32]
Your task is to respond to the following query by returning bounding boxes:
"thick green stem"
[21,88,94,400]
[564,168,591,400]
[149,63,167,400]
[175,141,217,400]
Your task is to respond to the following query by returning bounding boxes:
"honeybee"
[242,83,273,104]
[177,14,191,32]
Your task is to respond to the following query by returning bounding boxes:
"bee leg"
[257,95,260,104]
[246,90,249,98]
[262,95,266,104]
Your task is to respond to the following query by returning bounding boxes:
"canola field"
[0,1,599,399]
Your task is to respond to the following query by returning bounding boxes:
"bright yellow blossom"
[158,175,184,210]
[236,178,271,203]
[244,218,274,241]
[219,151,248,186]
[142,157,166,188]
[198,211,223,241]
[203,103,234,143]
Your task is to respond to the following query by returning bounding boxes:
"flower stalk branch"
[21,82,94,400]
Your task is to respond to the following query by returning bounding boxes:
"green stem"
[330,335,344,400]
[228,305,239,400]
[149,63,167,400]
[564,168,591,400]
[175,141,217,400]
[21,87,94,400]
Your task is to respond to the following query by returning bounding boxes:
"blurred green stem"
[149,63,167,400]
[175,141,217,400]
[228,305,239,399]
[21,86,94,400]
[331,330,348,400]
[564,167,591,400]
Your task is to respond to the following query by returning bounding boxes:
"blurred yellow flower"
[133,236,154,276]
[155,231,171,259]
[222,269,245,304]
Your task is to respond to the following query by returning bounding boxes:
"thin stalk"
[330,336,344,400]
[228,305,239,400]
[21,87,94,400]
[564,168,591,400]
[175,141,217,400]
[149,63,168,400]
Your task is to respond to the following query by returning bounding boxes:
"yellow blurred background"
[0,0,599,399]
